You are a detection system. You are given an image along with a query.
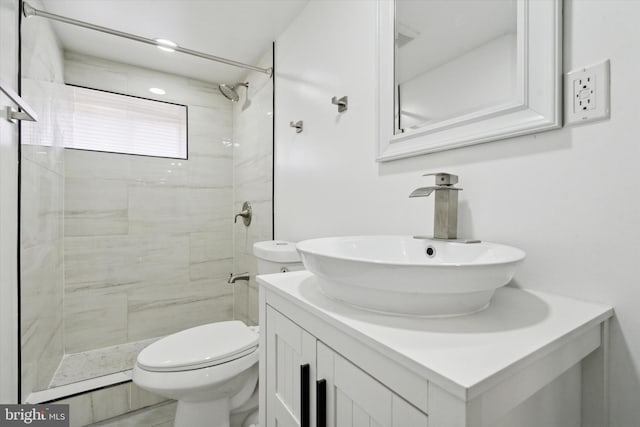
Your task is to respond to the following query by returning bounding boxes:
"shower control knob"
[234,201,252,226]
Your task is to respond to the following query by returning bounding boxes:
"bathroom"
[0,0,639,426]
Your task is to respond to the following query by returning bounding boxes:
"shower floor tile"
[50,337,160,388]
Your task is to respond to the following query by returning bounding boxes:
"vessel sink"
[296,236,525,317]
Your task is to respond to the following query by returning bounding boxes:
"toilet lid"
[253,241,301,263]
[137,321,259,372]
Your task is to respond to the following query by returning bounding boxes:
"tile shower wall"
[62,53,234,353]
[19,0,66,399]
[232,47,274,325]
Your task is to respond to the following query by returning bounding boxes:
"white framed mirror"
[377,0,562,162]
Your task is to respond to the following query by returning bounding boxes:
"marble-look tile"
[190,257,233,282]
[50,338,159,387]
[233,281,249,324]
[248,287,260,326]
[63,52,128,94]
[57,393,94,427]
[64,288,128,353]
[64,52,229,110]
[91,384,131,423]
[20,158,64,250]
[90,401,177,427]
[236,46,274,101]
[231,51,274,322]
[130,156,188,187]
[128,185,232,234]
[189,229,233,282]
[21,0,65,81]
[188,105,233,142]
[127,277,233,341]
[64,149,130,181]
[65,177,128,237]
[234,160,273,203]
[20,156,64,397]
[130,384,167,411]
[233,201,273,256]
[64,236,142,291]
[190,230,233,263]
[186,154,233,188]
[37,315,64,390]
[64,234,189,291]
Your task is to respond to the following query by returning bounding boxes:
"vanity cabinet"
[259,271,612,427]
[265,306,427,427]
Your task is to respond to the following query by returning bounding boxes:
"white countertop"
[258,271,612,399]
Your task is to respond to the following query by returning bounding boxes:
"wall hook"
[331,96,348,113]
[289,120,303,133]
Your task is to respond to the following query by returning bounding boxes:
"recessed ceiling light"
[149,87,166,95]
[155,38,177,52]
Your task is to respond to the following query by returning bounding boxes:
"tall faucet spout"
[410,173,463,240]
[409,186,439,198]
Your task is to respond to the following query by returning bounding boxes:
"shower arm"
[22,2,273,77]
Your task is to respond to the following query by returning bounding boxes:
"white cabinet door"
[316,342,428,427]
[266,306,317,427]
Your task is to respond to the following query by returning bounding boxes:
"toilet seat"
[137,321,259,372]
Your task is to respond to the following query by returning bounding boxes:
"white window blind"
[66,86,187,159]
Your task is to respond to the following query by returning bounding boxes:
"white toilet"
[133,240,301,427]
[253,240,304,274]
[133,321,259,427]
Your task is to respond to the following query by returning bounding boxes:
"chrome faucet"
[410,172,462,240]
[228,272,250,284]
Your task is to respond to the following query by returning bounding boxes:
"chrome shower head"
[218,82,249,102]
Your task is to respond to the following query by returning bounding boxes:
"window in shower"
[64,85,188,159]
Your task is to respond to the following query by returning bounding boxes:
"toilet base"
[175,398,230,427]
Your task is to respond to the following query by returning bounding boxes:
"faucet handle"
[422,172,458,186]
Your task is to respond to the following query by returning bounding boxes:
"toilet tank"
[253,241,303,274]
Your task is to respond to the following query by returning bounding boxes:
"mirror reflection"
[395,0,518,132]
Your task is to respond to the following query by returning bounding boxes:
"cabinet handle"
[316,379,327,427]
[300,364,310,427]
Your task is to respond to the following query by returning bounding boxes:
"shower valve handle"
[234,201,252,226]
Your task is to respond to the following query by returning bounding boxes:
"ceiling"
[32,0,309,84]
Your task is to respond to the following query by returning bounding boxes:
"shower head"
[218,82,249,102]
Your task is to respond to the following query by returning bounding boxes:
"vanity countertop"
[258,271,613,400]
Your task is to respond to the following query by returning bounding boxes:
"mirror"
[395,0,517,131]
[377,0,562,161]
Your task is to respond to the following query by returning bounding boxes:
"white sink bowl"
[296,236,525,317]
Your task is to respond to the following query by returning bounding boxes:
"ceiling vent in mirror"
[395,23,419,48]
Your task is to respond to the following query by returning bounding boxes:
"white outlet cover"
[564,59,611,126]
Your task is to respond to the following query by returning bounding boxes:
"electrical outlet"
[573,74,595,112]
[564,59,610,125]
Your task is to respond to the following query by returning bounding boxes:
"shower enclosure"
[18,1,273,422]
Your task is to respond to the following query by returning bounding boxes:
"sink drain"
[425,245,436,258]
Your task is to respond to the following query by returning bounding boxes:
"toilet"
[133,241,301,427]
[133,321,259,427]
[253,240,304,274]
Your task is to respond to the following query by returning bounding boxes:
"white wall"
[0,0,20,404]
[274,1,640,425]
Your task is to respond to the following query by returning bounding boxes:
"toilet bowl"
[134,241,301,427]
[133,321,259,427]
